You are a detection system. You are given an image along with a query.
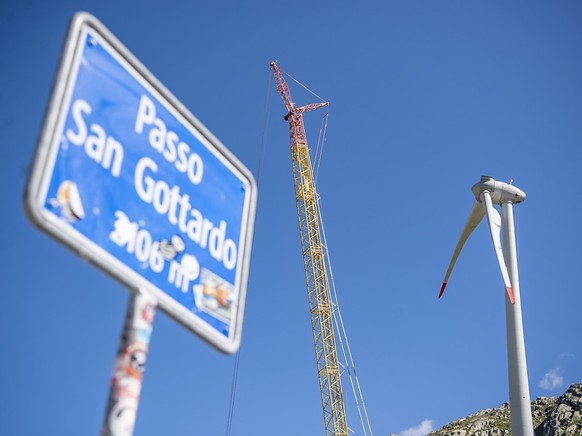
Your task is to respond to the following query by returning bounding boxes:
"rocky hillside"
[428,383,582,436]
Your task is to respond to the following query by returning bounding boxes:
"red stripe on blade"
[438,283,447,299]
[506,287,515,304]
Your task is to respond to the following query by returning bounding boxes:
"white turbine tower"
[439,176,534,436]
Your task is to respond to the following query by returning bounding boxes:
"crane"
[270,61,349,436]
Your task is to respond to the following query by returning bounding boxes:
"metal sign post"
[102,290,157,436]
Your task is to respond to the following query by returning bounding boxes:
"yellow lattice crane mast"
[270,61,348,436]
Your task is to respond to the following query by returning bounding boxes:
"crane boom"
[270,62,348,436]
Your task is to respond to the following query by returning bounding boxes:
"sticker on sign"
[25,12,257,354]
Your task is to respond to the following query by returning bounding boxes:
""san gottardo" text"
[64,94,238,291]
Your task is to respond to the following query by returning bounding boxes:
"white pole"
[101,289,157,436]
[501,202,534,436]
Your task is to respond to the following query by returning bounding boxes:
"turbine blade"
[439,201,485,298]
[480,191,516,304]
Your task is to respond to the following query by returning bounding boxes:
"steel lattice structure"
[271,62,348,436]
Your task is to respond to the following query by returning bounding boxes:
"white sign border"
[24,12,257,354]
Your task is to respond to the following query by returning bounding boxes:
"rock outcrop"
[428,383,581,436]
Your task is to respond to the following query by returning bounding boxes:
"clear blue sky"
[1,1,581,435]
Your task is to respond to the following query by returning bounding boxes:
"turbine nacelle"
[472,176,526,205]
[439,176,526,304]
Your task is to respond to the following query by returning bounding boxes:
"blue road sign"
[25,13,257,353]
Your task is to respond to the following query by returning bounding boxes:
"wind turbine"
[439,176,534,436]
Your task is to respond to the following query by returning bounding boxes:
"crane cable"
[314,111,329,183]
[225,68,273,436]
[282,68,327,104]
[298,84,373,435]
[315,175,375,436]
[225,349,241,436]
